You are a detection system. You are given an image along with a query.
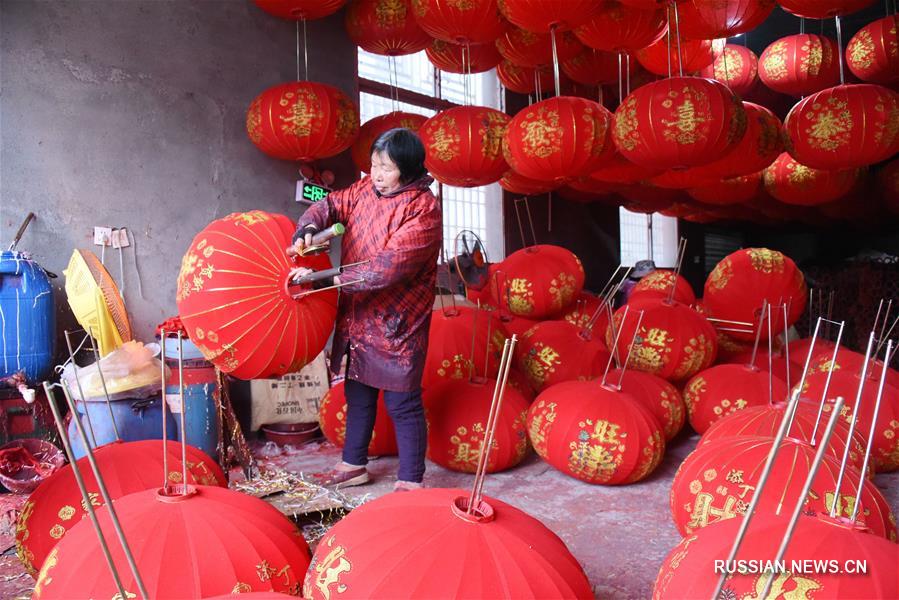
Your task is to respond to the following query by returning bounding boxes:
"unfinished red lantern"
[676,0,775,40]
[635,36,717,76]
[629,270,697,306]
[573,1,668,53]
[847,15,899,85]
[699,44,759,97]
[758,34,840,97]
[497,0,602,33]
[411,0,507,45]
[497,244,585,319]
[254,0,347,20]
[763,152,860,206]
[683,363,789,433]
[345,0,431,56]
[422,306,508,389]
[778,0,876,18]
[515,320,611,393]
[420,106,511,187]
[319,381,398,457]
[352,111,427,173]
[426,40,502,74]
[610,368,685,440]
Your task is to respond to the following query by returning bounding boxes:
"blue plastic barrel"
[163,337,221,459]
[0,251,55,383]
[67,395,177,460]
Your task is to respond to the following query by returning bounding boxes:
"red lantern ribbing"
[699,44,759,97]
[426,40,502,74]
[683,364,789,433]
[758,34,840,97]
[763,153,861,206]
[846,15,899,85]
[573,1,668,53]
[515,321,611,393]
[352,112,427,173]
[610,368,686,440]
[497,0,603,33]
[254,0,347,20]
[677,0,775,40]
[496,245,585,319]
[420,106,511,187]
[778,0,876,19]
[411,0,507,45]
[345,0,432,56]
[635,36,717,76]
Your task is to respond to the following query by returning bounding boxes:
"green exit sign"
[296,180,331,204]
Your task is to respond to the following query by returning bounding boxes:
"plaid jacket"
[295,175,442,392]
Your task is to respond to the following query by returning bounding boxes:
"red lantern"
[606,297,718,382]
[496,60,555,94]
[420,106,511,187]
[345,0,432,56]
[506,368,536,402]
[695,102,783,180]
[880,157,899,214]
[319,381,397,456]
[784,84,899,170]
[654,513,899,599]
[573,1,668,53]
[16,440,225,578]
[500,313,541,338]
[254,0,347,20]
[806,346,899,387]
[724,347,792,385]
[669,436,896,539]
[619,183,683,212]
[590,152,661,184]
[629,270,697,306]
[758,34,840,97]
[763,152,861,206]
[787,336,837,373]
[778,0,876,18]
[688,172,763,205]
[515,321,612,393]
[612,77,747,170]
[635,36,718,76]
[497,244,585,318]
[423,306,508,389]
[699,44,759,97]
[423,378,530,472]
[497,0,602,33]
[499,168,557,194]
[528,381,665,484]
[32,485,311,598]
[683,364,789,433]
[649,169,715,190]
[847,15,899,85]
[561,290,610,339]
[504,96,613,183]
[177,212,337,379]
[247,82,360,161]
[677,0,775,40]
[561,49,622,86]
[610,368,685,440]
[304,488,593,599]
[703,247,806,342]
[411,0,507,44]
[495,27,583,68]
[426,40,502,74]
[352,111,427,173]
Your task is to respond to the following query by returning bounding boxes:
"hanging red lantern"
[319,380,398,456]
[561,290,609,339]
[246,82,360,161]
[345,0,431,56]
[496,60,555,95]
[515,321,612,393]
[606,297,718,382]
[32,485,311,598]
[573,1,668,53]
[304,488,592,598]
[556,179,622,204]
[695,102,783,180]
[254,0,347,20]
[590,152,661,184]
[411,0,507,45]
[528,381,665,484]
[497,0,602,33]
[649,169,715,190]
[847,15,899,85]
[423,378,530,472]
[426,40,502,74]
[688,172,763,205]
[612,77,747,171]
[629,270,697,306]
[784,83,899,170]
[635,36,718,76]
[699,44,759,97]
[499,168,557,194]
[619,183,684,212]
[703,247,806,342]
[683,363,789,433]
[352,111,427,173]
[423,306,508,389]
[561,49,622,86]
[669,435,896,539]
[16,440,225,578]
[620,0,664,7]
[420,106,511,187]
[610,368,685,440]
[758,34,841,97]
[504,96,613,183]
[177,212,337,379]
[677,0,775,40]
[654,513,899,599]
[495,27,583,68]
[763,152,861,206]
[778,0,876,18]
[497,244,585,319]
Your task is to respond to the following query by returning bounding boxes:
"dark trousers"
[342,378,427,483]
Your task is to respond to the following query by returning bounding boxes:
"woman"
[289,128,442,491]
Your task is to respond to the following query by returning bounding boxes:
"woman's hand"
[288,266,315,283]
[286,231,315,257]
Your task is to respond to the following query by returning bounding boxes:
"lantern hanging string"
[601,305,630,386]
[178,331,188,495]
[160,331,170,489]
[672,0,684,77]
[666,4,673,78]
[550,24,561,97]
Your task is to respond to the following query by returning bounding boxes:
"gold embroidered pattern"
[660,86,713,146]
[481,110,509,160]
[706,257,733,290]
[549,272,577,310]
[246,97,263,143]
[521,342,562,389]
[519,105,562,159]
[528,399,557,457]
[740,573,821,600]
[747,248,785,273]
[279,88,322,139]
[848,29,875,70]
[613,96,640,152]
[309,536,352,600]
[375,0,407,28]
[15,500,36,576]
[762,40,788,80]
[568,418,625,483]
[426,116,461,161]
[506,278,535,315]
[802,95,852,152]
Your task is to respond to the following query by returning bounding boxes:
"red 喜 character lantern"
[758,34,840,97]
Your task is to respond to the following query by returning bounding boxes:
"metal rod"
[809,321,845,445]
[665,237,687,304]
[41,383,129,599]
[468,300,480,381]
[616,311,645,389]
[706,317,756,327]
[178,332,188,495]
[602,306,630,386]
[514,198,528,249]
[787,318,824,435]
[825,291,835,341]
[783,303,792,388]
[618,52,624,104]
[550,25,561,98]
[748,299,769,371]
[160,330,169,490]
[835,16,845,84]
[483,304,493,379]
[87,327,120,442]
[665,5,672,78]
[874,311,899,358]
[767,303,774,404]
[64,330,98,449]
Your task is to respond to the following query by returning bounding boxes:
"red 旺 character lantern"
[699,44,759,97]
[669,435,896,539]
[610,367,685,440]
[496,60,555,95]
[676,0,775,40]
[32,485,311,598]
[423,378,530,473]
[763,152,861,206]
[560,290,609,338]
[423,306,508,389]
[497,244,585,319]
[426,40,502,74]
[628,270,696,306]
[683,363,789,433]
[246,82,359,161]
[846,15,899,85]
[515,321,611,393]
[635,36,718,76]
[784,83,899,171]
[319,381,398,456]
[345,0,431,56]
[688,172,763,205]
[758,34,840,97]
[420,106,511,187]
[528,381,665,484]
[612,77,747,171]
[496,0,602,33]
[806,346,899,386]
[352,111,427,173]
[177,212,337,379]
[304,488,593,598]
[778,0,876,18]
[504,96,613,183]
[495,27,583,68]
[254,0,347,20]
[573,1,668,53]
[411,0,507,45]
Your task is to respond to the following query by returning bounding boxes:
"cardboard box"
[249,352,329,431]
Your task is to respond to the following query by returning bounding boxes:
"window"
[357,49,505,263]
[618,208,679,268]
